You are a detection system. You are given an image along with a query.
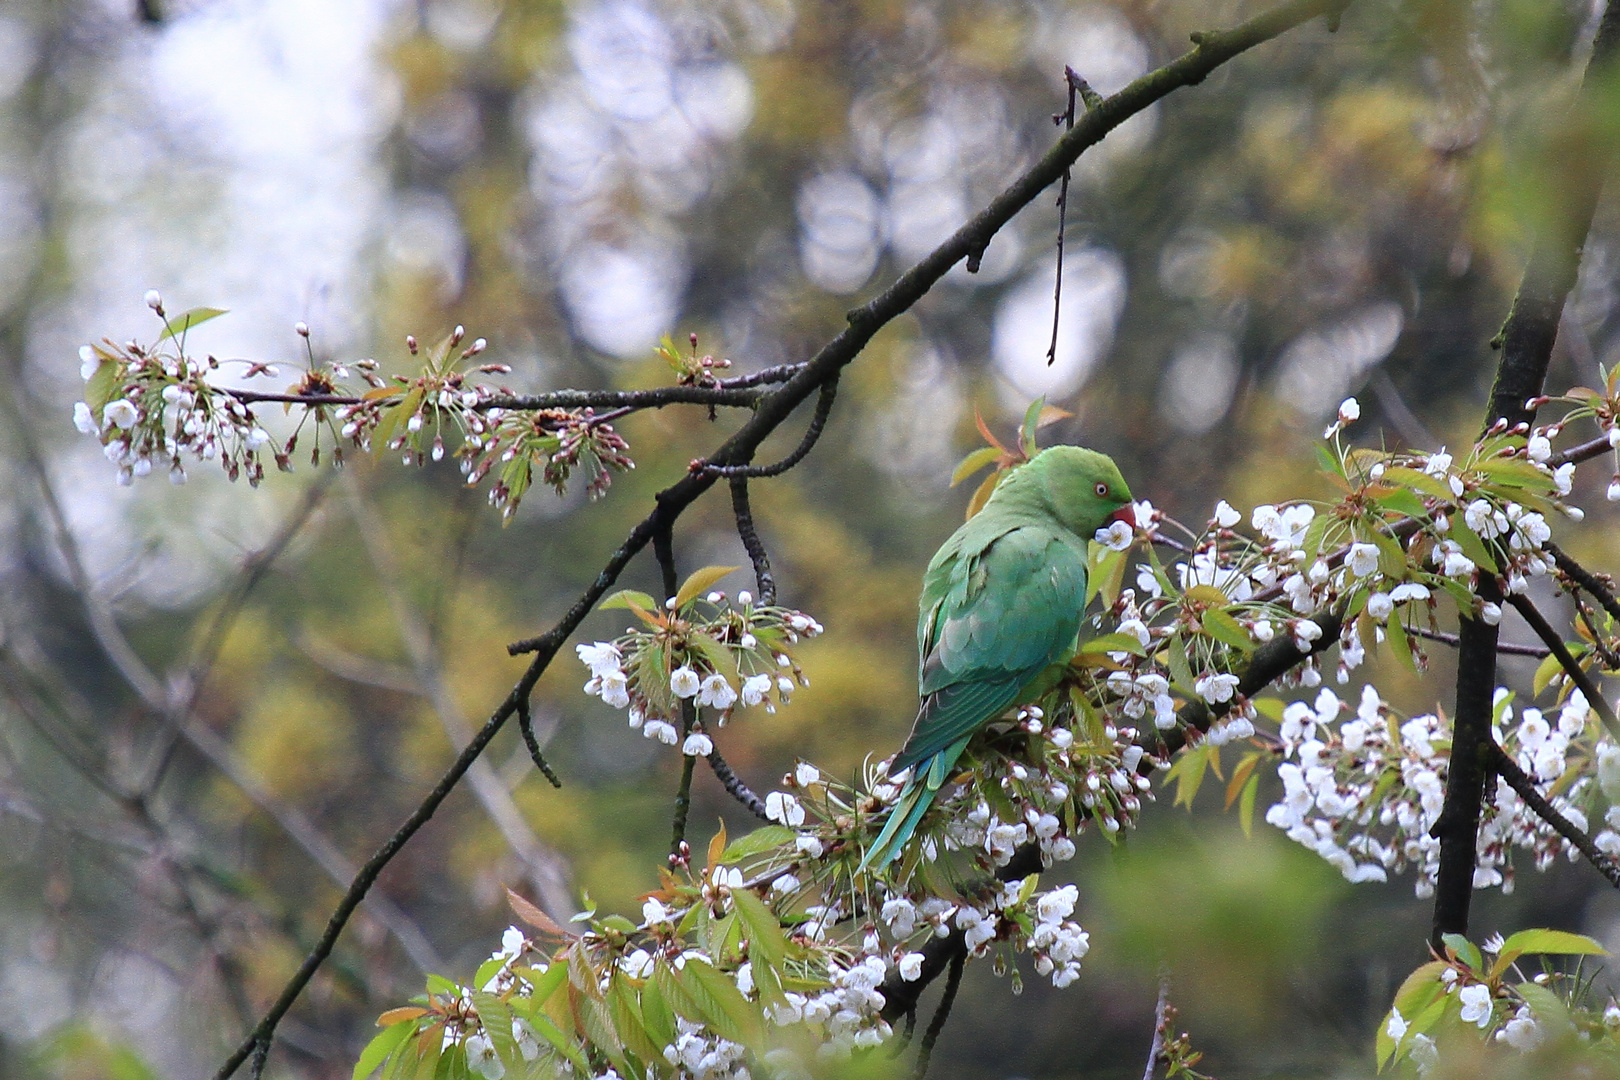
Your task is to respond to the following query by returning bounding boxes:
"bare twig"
[1505,593,1620,741]
[729,477,776,606]
[1547,434,1611,468]
[706,746,771,821]
[701,376,839,479]
[1547,541,1620,625]
[1144,972,1172,1080]
[1407,624,1549,658]
[913,943,966,1080]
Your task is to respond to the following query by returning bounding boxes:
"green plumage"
[863,446,1132,870]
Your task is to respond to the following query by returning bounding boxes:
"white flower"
[621,948,655,978]
[78,346,100,380]
[465,1032,505,1079]
[1366,591,1393,620]
[1338,397,1360,422]
[1036,885,1078,924]
[512,1018,541,1062]
[670,666,701,698]
[1458,983,1493,1028]
[1409,1033,1438,1074]
[643,719,678,744]
[1480,602,1502,626]
[1389,582,1430,602]
[1554,462,1575,495]
[765,791,805,827]
[1346,543,1379,578]
[72,402,99,434]
[1194,672,1240,704]
[881,897,916,936]
[103,399,138,429]
[1499,1011,1542,1051]
[698,674,737,710]
[794,833,824,858]
[642,898,673,925]
[1095,520,1133,551]
[1527,434,1552,462]
[1385,1008,1407,1041]
[1293,619,1322,651]
[576,642,622,678]
[795,762,821,787]
[1608,477,1620,503]
[682,731,714,756]
[1213,500,1241,528]
[898,952,925,981]
[740,673,772,706]
[144,289,163,310]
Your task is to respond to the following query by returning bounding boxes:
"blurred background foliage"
[4,0,1620,1077]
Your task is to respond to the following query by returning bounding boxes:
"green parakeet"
[862,445,1134,870]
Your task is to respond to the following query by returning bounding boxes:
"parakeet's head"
[994,444,1133,536]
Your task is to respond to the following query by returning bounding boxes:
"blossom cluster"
[75,336,285,487]
[1264,684,1605,895]
[577,588,820,751]
[74,300,636,515]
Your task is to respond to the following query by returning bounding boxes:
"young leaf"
[1382,466,1455,504]
[1440,933,1484,974]
[1498,927,1606,961]
[1076,632,1148,658]
[352,1017,416,1080]
[950,446,1003,488]
[731,889,787,968]
[720,825,796,863]
[681,957,765,1046]
[507,887,569,939]
[1019,396,1047,458]
[599,589,659,613]
[1238,772,1259,838]
[1202,608,1256,654]
[155,306,228,345]
[1225,752,1262,810]
[675,566,740,609]
[966,468,1003,520]
[707,819,729,872]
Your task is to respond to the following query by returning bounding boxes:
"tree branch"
[1547,540,1620,625]
[912,945,966,1080]
[1493,745,1620,889]
[705,745,771,821]
[1505,593,1620,740]
[701,376,839,479]
[729,477,776,606]
[1407,624,1549,658]
[213,1,1360,1070]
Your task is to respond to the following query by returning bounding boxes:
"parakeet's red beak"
[1108,505,1137,528]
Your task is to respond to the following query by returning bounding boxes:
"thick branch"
[1547,433,1612,468]
[706,747,771,820]
[912,945,966,1079]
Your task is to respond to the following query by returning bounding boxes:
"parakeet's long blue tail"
[860,738,970,870]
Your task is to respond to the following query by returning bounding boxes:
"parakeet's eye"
[1095,482,1109,497]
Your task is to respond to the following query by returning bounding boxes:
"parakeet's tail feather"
[860,738,970,871]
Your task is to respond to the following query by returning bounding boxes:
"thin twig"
[1045,69,1081,368]
[706,746,771,821]
[701,376,839,479]
[1144,972,1172,1080]
[1494,745,1620,889]
[729,477,776,606]
[517,697,563,788]
[1547,434,1611,468]
[1547,541,1620,625]
[913,943,966,1080]
[1506,593,1620,741]
[1407,624,1549,658]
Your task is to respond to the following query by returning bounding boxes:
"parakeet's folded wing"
[890,524,1089,774]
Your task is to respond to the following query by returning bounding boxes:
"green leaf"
[1515,981,1574,1032]
[1302,510,1331,561]
[950,446,1002,488]
[600,589,659,613]
[675,566,740,609]
[1086,543,1128,608]
[528,1011,590,1074]
[638,971,677,1048]
[1077,632,1147,658]
[471,992,515,1060]
[1314,443,1344,480]
[680,958,764,1047]
[473,958,505,994]
[608,976,663,1067]
[731,889,787,968]
[155,306,228,344]
[1368,529,1407,579]
[720,825,796,864]
[1019,397,1046,458]
[1448,519,1498,573]
[1382,466,1456,504]
[1165,633,1195,696]
[353,1018,416,1080]
[1496,928,1606,966]
[1441,933,1484,974]
[1533,652,1566,697]
[1167,743,1213,809]
[1201,608,1255,654]
[1373,486,1429,520]
[1386,613,1415,673]
[687,630,739,681]
[84,356,122,412]
[1238,772,1259,838]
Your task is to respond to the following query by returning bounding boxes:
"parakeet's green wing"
[891,524,1089,774]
